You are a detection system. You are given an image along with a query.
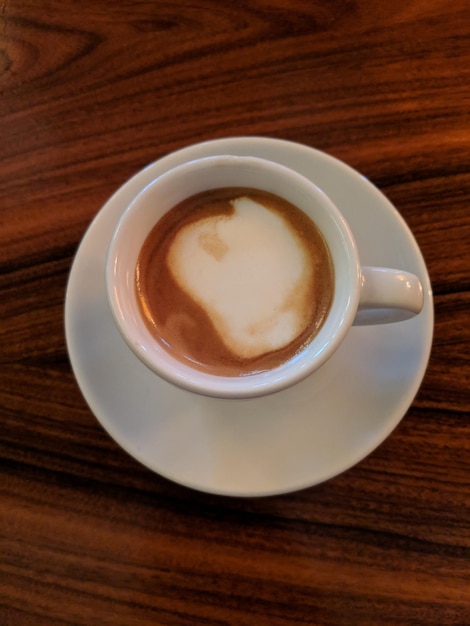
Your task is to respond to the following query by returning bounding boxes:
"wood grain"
[1,1,469,624]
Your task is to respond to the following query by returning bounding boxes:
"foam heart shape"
[167,197,314,359]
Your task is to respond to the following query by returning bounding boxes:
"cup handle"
[353,267,424,325]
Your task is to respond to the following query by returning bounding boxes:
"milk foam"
[167,197,314,359]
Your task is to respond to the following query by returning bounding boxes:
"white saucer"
[65,137,433,497]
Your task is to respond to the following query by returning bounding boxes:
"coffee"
[135,188,334,376]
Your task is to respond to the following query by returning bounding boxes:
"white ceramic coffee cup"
[106,155,423,398]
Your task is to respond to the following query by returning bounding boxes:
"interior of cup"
[106,155,360,398]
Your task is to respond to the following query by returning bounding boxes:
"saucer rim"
[65,136,434,497]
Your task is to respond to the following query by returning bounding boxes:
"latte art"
[168,197,313,358]
[135,188,334,376]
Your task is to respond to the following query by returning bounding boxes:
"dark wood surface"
[1,1,469,624]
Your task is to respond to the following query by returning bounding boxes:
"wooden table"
[1,1,469,624]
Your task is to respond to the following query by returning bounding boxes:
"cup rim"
[106,155,361,398]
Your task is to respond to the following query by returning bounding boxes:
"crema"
[135,188,334,376]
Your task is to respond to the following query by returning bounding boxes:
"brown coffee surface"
[135,188,334,376]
